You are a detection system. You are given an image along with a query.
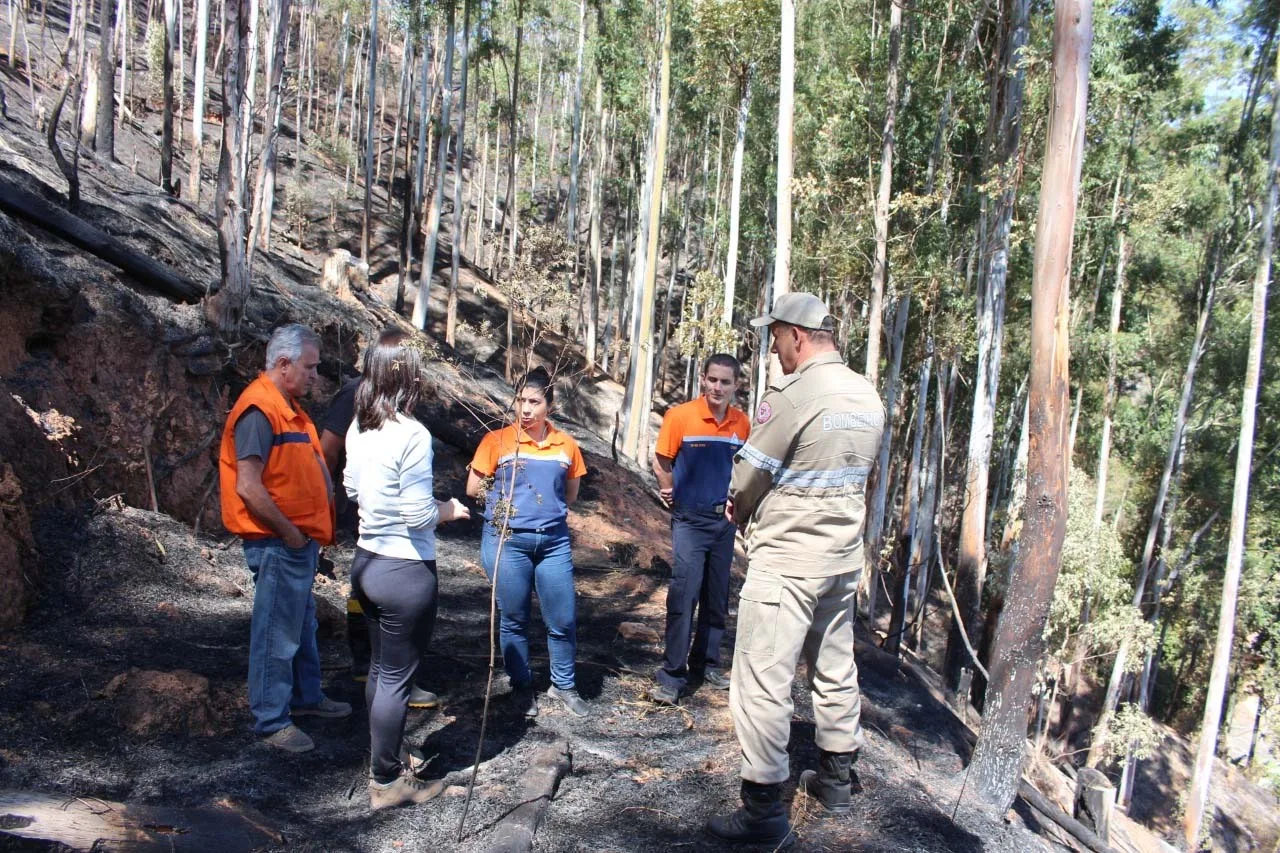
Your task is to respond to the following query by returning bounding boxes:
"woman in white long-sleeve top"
[344,341,469,810]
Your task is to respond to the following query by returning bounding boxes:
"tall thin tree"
[967,0,1091,808]
[1183,42,1279,851]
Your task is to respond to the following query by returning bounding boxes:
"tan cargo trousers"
[729,568,865,785]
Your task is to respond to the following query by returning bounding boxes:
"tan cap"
[748,292,835,331]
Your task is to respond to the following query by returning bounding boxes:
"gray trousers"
[730,568,865,785]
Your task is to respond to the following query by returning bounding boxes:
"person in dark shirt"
[319,327,440,711]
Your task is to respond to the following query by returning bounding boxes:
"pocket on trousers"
[736,572,783,656]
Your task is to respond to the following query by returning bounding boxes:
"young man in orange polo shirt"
[649,354,750,706]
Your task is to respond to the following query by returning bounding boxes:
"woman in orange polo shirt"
[466,368,590,717]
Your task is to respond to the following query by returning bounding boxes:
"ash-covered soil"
[0,499,1059,853]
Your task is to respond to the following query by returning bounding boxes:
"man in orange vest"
[219,324,351,754]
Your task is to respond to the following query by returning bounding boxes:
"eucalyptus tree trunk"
[93,0,116,158]
[620,0,672,461]
[567,0,586,242]
[188,0,208,198]
[868,294,909,634]
[415,0,455,331]
[399,31,431,315]
[769,0,795,375]
[967,0,1090,809]
[447,0,472,346]
[1092,232,1129,530]
[387,32,412,211]
[1185,46,1277,847]
[161,0,177,194]
[332,9,349,134]
[500,0,525,284]
[722,67,751,325]
[943,0,1030,694]
[361,0,379,260]
[586,78,605,367]
[248,0,291,259]
[206,0,252,333]
[866,0,903,386]
[1086,272,1217,767]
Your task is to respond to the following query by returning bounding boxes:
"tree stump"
[1073,767,1115,843]
[321,249,368,304]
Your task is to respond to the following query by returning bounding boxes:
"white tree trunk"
[723,68,751,326]
[1183,45,1278,849]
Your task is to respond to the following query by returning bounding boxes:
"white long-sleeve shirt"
[344,414,439,560]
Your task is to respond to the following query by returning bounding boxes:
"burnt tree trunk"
[967,0,1091,809]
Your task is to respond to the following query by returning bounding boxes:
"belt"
[673,502,727,516]
[495,521,566,534]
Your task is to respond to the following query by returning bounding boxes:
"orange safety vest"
[218,374,335,545]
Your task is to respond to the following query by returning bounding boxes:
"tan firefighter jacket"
[729,351,885,577]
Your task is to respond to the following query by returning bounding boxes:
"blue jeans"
[243,538,324,735]
[480,521,577,691]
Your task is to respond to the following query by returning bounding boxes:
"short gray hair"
[265,324,320,368]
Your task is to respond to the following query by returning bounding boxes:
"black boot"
[706,780,791,845]
[797,750,855,814]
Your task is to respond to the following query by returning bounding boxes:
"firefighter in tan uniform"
[706,292,885,845]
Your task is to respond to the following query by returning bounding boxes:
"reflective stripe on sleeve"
[738,443,784,474]
[774,465,872,489]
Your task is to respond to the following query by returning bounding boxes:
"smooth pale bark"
[247,0,291,259]
[500,0,525,288]
[943,0,1030,693]
[161,0,177,194]
[621,0,672,461]
[1184,52,1279,848]
[447,0,472,346]
[868,294,910,635]
[361,0,379,260]
[567,0,586,241]
[723,68,752,326]
[206,0,251,333]
[333,9,349,134]
[93,0,116,158]
[768,0,795,387]
[415,0,455,331]
[967,0,1090,809]
[189,0,208,199]
[866,0,903,387]
[586,80,605,367]
[1092,233,1129,530]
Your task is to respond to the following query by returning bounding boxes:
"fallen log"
[0,789,285,851]
[0,179,204,302]
[487,740,571,853]
[1018,780,1117,853]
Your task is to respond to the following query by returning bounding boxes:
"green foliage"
[676,270,737,361]
[1046,469,1153,668]
[1091,702,1167,764]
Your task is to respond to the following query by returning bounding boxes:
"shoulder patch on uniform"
[756,401,773,424]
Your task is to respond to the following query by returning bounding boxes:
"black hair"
[354,343,427,431]
[702,353,742,378]
[515,366,555,407]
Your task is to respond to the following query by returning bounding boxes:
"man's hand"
[438,497,471,523]
[283,528,310,549]
[725,499,735,524]
[659,486,674,507]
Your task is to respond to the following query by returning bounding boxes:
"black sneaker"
[512,683,539,718]
[547,686,590,717]
[649,682,680,706]
[702,667,731,690]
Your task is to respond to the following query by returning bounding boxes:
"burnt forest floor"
[0,501,1066,853]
